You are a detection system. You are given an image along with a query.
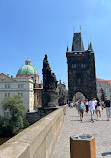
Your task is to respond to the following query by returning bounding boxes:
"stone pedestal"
[70,134,96,158]
[43,90,58,107]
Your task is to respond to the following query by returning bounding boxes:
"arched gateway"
[66,32,97,101]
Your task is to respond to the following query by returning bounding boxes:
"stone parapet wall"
[26,107,58,124]
[0,107,65,158]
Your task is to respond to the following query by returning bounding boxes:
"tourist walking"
[70,102,74,107]
[89,98,95,122]
[85,99,89,113]
[96,98,102,120]
[94,98,97,114]
[78,100,84,121]
[75,100,78,109]
[75,100,79,114]
[104,96,110,121]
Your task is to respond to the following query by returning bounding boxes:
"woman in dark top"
[96,98,102,120]
[85,99,89,113]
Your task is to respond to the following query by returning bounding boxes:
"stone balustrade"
[0,107,65,158]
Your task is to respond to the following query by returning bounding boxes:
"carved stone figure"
[42,55,58,107]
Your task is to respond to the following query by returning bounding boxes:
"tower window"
[83,64,86,68]
[81,64,86,68]
[81,64,83,68]
[72,64,76,69]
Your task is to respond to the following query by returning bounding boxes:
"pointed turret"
[88,41,93,52]
[72,43,74,51]
[88,42,90,50]
[67,43,69,51]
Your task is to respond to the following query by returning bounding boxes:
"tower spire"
[67,42,69,51]
[72,44,74,51]
[80,26,81,32]
[88,40,93,52]
[88,41,90,50]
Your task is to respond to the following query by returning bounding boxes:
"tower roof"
[72,32,84,51]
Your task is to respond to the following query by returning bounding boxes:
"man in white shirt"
[70,102,74,107]
[94,98,97,107]
[89,98,95,122]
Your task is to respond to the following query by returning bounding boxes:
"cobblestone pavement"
[52,107,111,158]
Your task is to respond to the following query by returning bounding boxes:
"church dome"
[17,59,38,75]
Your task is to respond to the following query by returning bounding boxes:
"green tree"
[1,95,29,136]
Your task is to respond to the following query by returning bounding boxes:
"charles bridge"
[0,106,111,158]
[0,32,110,158]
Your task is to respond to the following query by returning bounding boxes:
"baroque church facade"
[0,59,43,117]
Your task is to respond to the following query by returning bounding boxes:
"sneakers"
[107,119,109,121]
[91,119,94,123]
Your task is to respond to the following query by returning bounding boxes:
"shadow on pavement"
[70,120,91,123]
[70,120,80,121]
[102,152,111,156]
[70,116,79,117]
[96,119,108,122]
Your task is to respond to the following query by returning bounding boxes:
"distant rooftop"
[96,78,111,86]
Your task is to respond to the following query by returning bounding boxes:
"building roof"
[96,78,106,82]
[17,60,38,75]
[72,32,84,51]
[96,78,111,86]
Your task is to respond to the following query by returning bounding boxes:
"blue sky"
[0,0,111,87]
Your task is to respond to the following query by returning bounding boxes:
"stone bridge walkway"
[52,107,111,158]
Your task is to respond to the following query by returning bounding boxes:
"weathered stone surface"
[26,107,57,124]
[66,32,97,100]
[0,141,30,158]
[0,107,65,158]
[42,54,58,107]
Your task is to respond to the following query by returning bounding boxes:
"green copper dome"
[17,60,38,75]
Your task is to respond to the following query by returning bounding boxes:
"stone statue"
[43,55,57,90]
[42,54,58,107]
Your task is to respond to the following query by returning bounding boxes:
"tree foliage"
[0,95,29,136]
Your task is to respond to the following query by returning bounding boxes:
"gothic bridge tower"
[66,32,97,100]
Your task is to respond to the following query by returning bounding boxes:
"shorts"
[79,109,84,112]
[90,110,95,115]
[96,106,102,111]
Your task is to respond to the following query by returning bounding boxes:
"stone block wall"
[26,107,58,124]
[0,107,65,158]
